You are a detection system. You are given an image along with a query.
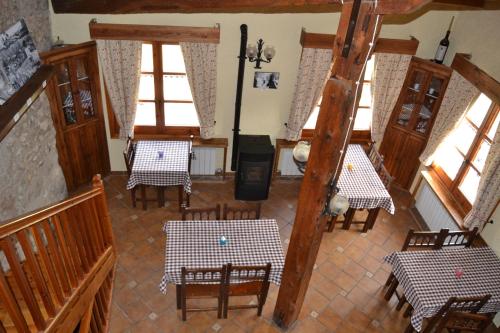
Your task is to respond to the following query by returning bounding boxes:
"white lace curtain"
[464,125,500,230]
[285,48,333,141]
[180,42,218,139]
[96,40,142,140]
[419,71,479,165]
[371,53,412,145]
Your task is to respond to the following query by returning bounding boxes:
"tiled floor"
[102,175,429,332]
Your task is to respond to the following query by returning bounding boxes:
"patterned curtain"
[463,125,499,230]
[371,53,412,145]
[419,71,479,165]
[285,48,333,141]
[96,40,142,140]
[180,42,218,139]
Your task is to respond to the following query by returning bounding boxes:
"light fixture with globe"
[292,140,350,217]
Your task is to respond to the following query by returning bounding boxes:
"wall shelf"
[0,65,55,142]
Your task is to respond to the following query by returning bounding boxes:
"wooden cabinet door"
[380,57,451,190]
[43,42,110,190]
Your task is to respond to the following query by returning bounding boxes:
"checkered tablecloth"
[338,145,395,214]
[384,247,500,331]
[126,140,192,193]
[159,219,285,293]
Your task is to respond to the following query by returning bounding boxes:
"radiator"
[190,147,217,175]
[279,148,304,176]
[415,180,458,231]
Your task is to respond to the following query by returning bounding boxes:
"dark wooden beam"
[451,53,500,106]
[272,1,383,327]
[300,30,419,55]
[53,0,452,14]
[435,0,485,7]
[88,22,220,43]
[53,0,342,14]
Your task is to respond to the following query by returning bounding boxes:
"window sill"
[420,168,467,229]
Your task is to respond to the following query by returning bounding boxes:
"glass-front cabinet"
[395,62,448,136]
[380,57,451,190]
[43,42,110,191]
[52,54,98,127]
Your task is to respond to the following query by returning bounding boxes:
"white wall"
[50,8,461,172]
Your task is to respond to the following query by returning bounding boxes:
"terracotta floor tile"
[332,271,358,293]
[289,317,327,333]
[328,294,355,318]
[343,260,367,281]
[317,306,342,331]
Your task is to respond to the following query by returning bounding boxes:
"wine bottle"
[434,16,454,64]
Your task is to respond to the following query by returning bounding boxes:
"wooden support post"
[272,1,382,328]
[273,0,433,327]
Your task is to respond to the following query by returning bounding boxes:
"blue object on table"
[219,236,228,246]
[158,150,164,159]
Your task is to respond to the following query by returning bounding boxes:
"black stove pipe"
[231,24,248,171]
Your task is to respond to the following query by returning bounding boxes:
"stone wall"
[0,0,67,222]
[0,0,52,52]
[0,93,67,221]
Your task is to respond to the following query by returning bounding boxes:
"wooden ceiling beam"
[300,30,419,54]
[54,0,482,14]
[451,53,500,105]
[89,22,220,43]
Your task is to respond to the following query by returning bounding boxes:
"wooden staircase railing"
[0,175,116,332]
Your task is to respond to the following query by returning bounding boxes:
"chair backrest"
[225,263,271,294]
[443,227,479,248]
[181,266,226,286]
[182,205,221,221]
[378,164,394,190]
[366,140,376,155]
[369,147,384,172]
[402,229,449,251]
[223,203,261,220]
[424,295,491,333]
[435,311,492,332]
[123,136,135,176]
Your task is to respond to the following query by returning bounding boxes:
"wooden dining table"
[159,219,286,306]
[327,144,395,232]
[384,247,500,331]
[126,140,192,210]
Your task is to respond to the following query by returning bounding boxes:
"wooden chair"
[378,164,394,190]
[368,146,385,172]
[223,263,272,318]
[180,266,227,321]
[405,295,491,333]
[435,311,492,332]
[182,205,221,221]
[222,203,261,220]
[443,227,479,248]
[385,229,449,304]
[123,138,158,210]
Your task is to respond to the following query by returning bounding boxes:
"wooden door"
[380,57,451,189]
[43,42,110,190]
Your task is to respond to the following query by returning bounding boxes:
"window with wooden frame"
[432,93,499,210]
[302,56,374,137]
[134,42,199,136]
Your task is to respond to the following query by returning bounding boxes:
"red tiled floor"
[103,175,428,332]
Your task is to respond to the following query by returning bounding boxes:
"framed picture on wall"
[0,19,41,105]
[253,72,279,90]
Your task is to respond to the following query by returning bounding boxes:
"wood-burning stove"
[235,135,274,201]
